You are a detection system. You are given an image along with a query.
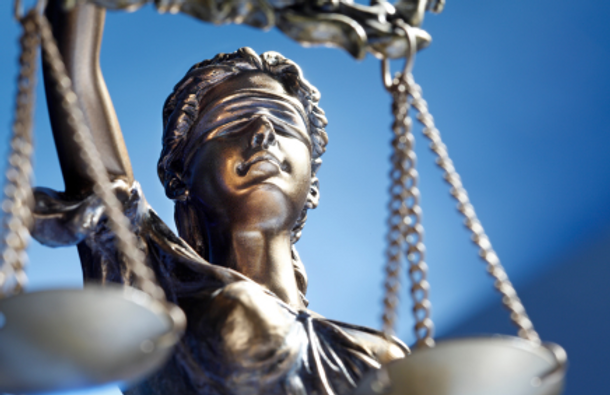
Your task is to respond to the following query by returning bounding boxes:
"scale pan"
[0,285,184,394]
[355,336,567,395]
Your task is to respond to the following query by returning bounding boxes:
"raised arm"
[43,0,133,196]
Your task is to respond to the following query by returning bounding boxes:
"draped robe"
[31,182,408,395]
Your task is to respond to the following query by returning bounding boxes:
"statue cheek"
[286,144,313,207]
[291,144,312,183]
[188,144,240,206]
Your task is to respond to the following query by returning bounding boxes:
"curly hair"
[158,48,328,301]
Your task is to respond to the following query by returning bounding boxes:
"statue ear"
[306,177,320,209]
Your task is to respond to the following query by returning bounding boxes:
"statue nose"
[250,116,276,149]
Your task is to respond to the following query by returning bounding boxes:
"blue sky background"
[0,0,609,394]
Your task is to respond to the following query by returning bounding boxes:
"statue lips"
[236,153,285,179]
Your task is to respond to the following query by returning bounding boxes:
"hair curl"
[157,48,328,301]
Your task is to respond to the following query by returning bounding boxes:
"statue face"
[186,72,314,232]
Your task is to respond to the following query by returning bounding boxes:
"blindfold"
[183,89,310,169]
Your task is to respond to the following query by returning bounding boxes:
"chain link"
[406,76,541,345]
[0,10,40,297]
[382,75,435,348]
[381,86,409,337]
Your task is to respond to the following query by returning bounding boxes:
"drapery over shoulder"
[31,182,408,395]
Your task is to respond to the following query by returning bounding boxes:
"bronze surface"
[33,1,408,393]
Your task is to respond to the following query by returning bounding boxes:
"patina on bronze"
[33,1,408,394]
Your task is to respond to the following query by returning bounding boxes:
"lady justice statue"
[31,1,417,394]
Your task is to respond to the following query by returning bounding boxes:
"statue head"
[158,48,328,300]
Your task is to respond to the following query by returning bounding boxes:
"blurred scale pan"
[0,285,185,394]
[355,336,567,395]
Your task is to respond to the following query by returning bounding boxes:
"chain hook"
[14,0,47,21]
[381,20,418,91]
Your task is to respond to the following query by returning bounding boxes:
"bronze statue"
[32,1,407,394]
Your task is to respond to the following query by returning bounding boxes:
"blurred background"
[0,0,608,394]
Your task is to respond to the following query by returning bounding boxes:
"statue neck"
[206,226,304,310]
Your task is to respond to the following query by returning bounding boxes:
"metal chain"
[381,86,410,337]
[381,19,539,346]
[0,10,40,297]
[381,23,435,348]
[383,82,434,347]
[37,14,166,303]
[406,76,541,344]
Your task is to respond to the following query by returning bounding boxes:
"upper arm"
[43,0,133,196]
